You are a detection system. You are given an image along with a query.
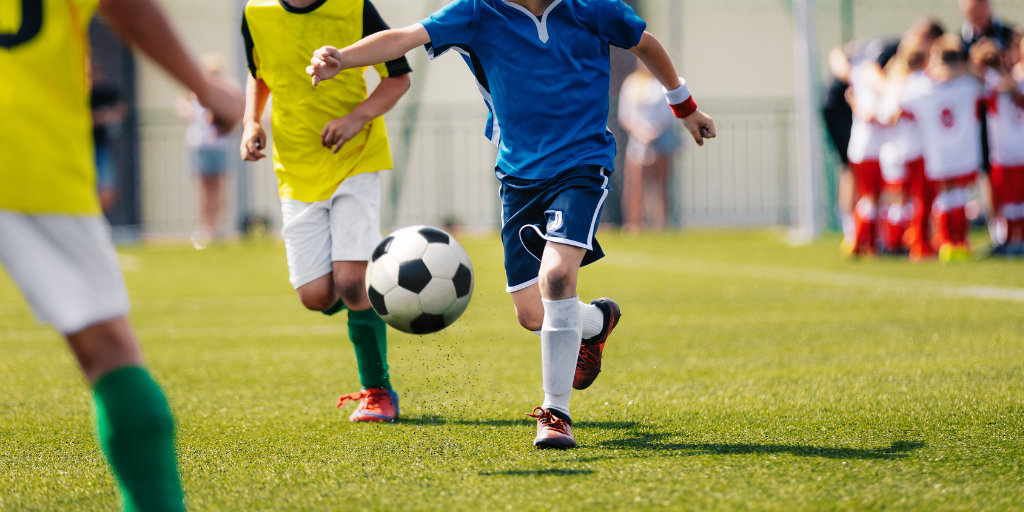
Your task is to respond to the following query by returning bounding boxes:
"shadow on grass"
[479,468,596,477]
[398,415,637,431]
[598,435,925,460]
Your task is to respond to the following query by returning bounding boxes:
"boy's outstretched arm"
[322,74,411,153]
[99,0,243,133]
[630,31,716,146]
[307,25,429,86]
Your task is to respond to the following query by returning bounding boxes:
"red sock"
[947,208,968,245]
[934,211,951,247]
[1012,220,1024,243]
[854,199,877,253]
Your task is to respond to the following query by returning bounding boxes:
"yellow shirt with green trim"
[0,0,100,215]
[242,0,411,203]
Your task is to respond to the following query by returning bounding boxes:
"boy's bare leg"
[66,316,183,511]
[622,156,644,234]
[66,317,143,384]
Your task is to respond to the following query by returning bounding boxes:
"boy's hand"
[196,75,245,135]
[307,46,343,86]
[322,114,367,154]
[681,110,716,147]
[241,121,267,161]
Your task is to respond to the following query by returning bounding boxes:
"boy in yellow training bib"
[241,0,412,421]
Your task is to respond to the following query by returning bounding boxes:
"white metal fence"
[137,98,801,236]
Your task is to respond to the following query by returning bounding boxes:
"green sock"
[347,307,391,390]
[322,298,347,317]
[93,367,184,512]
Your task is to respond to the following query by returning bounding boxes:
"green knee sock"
[93,367,184,512]
[322,298,346,317]
[348,307,391,390]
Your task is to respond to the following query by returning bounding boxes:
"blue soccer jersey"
[420,0,646,180]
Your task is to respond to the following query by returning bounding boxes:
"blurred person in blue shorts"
[619,58,684,233]
[91,76,127,213]
[177,54,235,248]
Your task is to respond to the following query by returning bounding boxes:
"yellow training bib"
[242,0,411,203]
[0,0,100,215]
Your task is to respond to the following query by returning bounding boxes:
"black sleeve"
[241,13,259,79]
[363,0,412,77]
[876,39,901,69]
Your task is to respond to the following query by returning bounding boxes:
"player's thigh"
[329,172,383,263]
[0,212,129,336]
[281,198,333,289]
[538,242,587,300]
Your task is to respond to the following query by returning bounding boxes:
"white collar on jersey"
[502,0,564,44]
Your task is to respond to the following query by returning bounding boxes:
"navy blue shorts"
[498,165,610,292]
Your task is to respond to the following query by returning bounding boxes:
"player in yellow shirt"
[240,0,411,421]
[0,0,242,509]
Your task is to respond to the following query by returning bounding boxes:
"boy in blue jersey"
[307,0,715,449]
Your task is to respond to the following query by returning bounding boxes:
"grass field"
[2,230,1024,511]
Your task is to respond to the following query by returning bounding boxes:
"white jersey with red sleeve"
[847,63,890,164]
[900,75,983,181]
[877,72,926,183]
[987,80,1024,168]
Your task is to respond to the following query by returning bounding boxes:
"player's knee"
[297,288,335,312]
[539,266,573,299]
[334,273,366,305]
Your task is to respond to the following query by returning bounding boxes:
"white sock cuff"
[541,297,581,331]
[579,300,604,340]
[542,393,572,418]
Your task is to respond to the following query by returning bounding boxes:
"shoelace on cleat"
[576,344,601,371]
[526,407,571,435]
[336,389,388,409]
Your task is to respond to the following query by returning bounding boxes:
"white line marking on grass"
[610,253,1024,302]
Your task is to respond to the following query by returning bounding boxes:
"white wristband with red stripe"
[664,78,698,118]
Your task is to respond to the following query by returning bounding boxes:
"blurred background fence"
[135,97,799,235]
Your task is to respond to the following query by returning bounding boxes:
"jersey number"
[0,0,43,49]
[940,108,956,129]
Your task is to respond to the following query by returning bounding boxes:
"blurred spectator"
[961,0,1015,53]
[961,0,1015,182]
[177,54,234,249]
[618,59,684,233]
[91,75,128,213]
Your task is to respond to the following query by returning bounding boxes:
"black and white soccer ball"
[365,226,474,335]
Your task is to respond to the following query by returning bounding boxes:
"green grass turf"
[2,230,1024,511]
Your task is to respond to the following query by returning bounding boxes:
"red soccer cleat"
[336,388,399,422]
[527,407,576,450]
[573,298,621,390]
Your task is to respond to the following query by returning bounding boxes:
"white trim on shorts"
[504,167,610,292]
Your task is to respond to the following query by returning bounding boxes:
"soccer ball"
[365,226,474,335]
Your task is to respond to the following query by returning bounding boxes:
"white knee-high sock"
[540,297,582,418]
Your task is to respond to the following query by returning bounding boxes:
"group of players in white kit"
[843,19,1024,262]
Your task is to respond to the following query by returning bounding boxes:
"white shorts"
[0,211,129,334]
[281,172,384,289]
